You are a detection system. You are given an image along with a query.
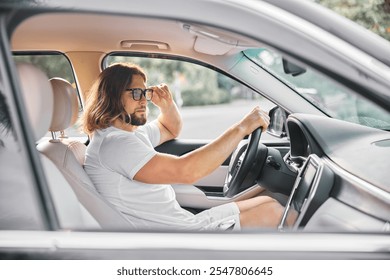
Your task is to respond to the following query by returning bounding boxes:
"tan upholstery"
[17,63,53,141]
[37,77,135,230]
[49,78,78,132]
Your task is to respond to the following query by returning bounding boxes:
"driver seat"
[27,73,136,229]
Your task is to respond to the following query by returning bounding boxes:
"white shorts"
[195,202,241,231]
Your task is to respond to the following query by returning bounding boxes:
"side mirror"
[267,106,288,138]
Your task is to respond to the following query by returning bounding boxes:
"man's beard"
[129,111,147,126]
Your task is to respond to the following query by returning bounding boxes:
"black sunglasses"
[126,88,153,101]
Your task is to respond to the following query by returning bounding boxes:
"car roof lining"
[11,12,261,66]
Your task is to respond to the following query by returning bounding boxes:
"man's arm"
[134,106,269,185]
[151,84,182,144]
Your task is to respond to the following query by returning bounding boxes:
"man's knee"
[236,195,277,212]
[239,200,284,228]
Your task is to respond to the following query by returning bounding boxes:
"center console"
[279,154,334,230]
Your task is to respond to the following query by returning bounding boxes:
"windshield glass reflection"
[244,48,390,131]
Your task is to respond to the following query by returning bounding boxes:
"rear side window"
[13,53,86,141]
[13,53,75,84]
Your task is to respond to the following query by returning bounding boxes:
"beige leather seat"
[17,63,135,230]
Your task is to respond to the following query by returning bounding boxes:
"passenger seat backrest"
[37,77,136,230]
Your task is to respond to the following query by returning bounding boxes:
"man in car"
[83,62,289,231]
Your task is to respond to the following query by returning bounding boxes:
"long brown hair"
[82,63,146,135]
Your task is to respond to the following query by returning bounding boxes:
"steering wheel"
[223,127,268,197]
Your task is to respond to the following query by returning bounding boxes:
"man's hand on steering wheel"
[238,106,270,134]
[224,107,270,197]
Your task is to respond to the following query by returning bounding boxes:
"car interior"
[5,10,390,234]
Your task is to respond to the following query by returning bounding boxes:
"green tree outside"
[106,56,234,107]
[13,54,75,83]
[313,0,390,41]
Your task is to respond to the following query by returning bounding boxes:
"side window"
[105,55,275,139]
[13,53,75,83]
[13,53,87,141]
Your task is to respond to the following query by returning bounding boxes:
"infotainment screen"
[292,160,317,211]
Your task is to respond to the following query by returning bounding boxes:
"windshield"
[244,48,390,130]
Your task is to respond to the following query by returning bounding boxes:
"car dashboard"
[279,114,390,232]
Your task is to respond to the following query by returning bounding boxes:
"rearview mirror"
[267,106,287,138]
[282,58,306,76]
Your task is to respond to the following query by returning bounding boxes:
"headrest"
[49,78,79,132]
[17,63,53,141]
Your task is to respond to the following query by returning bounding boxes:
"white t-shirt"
[84,121,240,231]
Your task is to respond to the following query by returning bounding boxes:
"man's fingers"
[153,84,171,99]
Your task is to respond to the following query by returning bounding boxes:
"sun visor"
[182,23,240,55]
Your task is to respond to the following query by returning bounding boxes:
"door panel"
[156,139,231,166]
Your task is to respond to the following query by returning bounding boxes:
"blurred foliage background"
[313,0,390,41]
[105,56,247,107]
[14,54,75,84]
